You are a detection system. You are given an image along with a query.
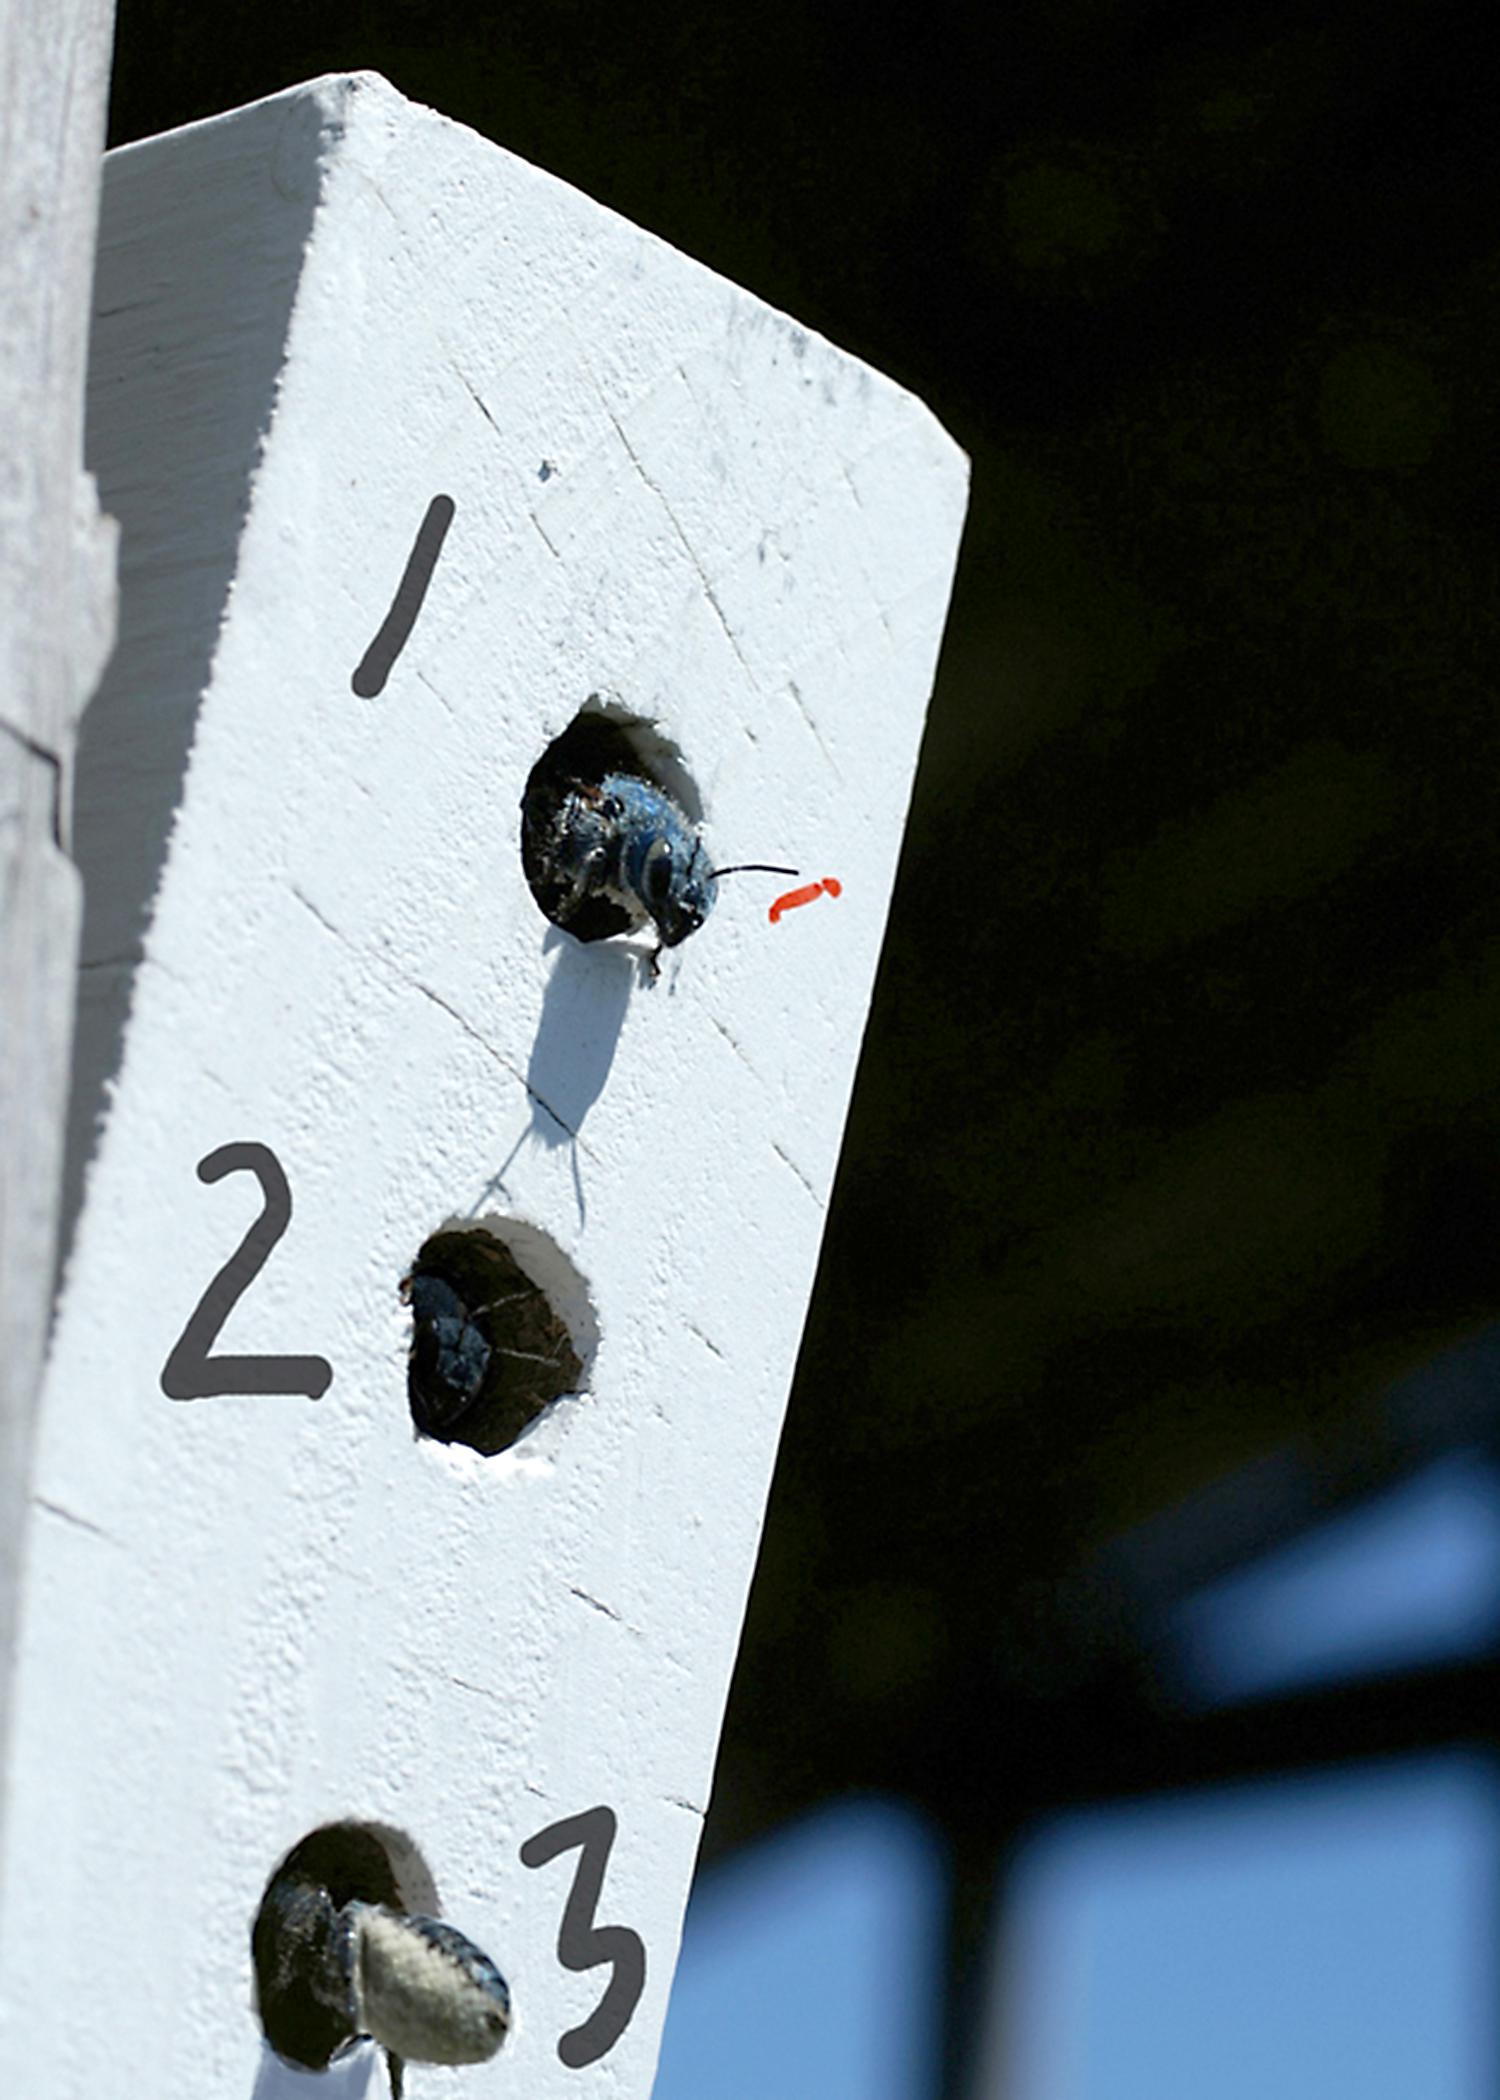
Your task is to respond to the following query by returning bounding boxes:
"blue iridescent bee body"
[549,768,719,949]
[521,711,794,958]
[521,713,719,951]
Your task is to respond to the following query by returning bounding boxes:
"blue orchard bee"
[402,1269,493,1432]
[253,1826,511,2100]
[402,1230,582,1454]
[521,710,794,959]
[553,769,718,950]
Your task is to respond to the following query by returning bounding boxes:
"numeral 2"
[521,1805,647,2067]
[159,1142,333,1399]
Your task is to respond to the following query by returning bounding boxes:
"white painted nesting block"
[0,72,967,2100]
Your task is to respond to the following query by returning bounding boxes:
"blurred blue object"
[1167,1450,1500,1704]
[652,1798,944,2100]
[987,1755,1499,2100]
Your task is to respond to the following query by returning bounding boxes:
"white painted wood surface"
[0,0,118,1779]
[0,73,967,2100]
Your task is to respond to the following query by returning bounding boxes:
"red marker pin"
[769,876,842,924]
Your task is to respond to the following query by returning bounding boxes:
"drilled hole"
[520,698,713,947]
[402,1222,592,1454]
[252,1821,511,2094]
[252,1822,437,2074]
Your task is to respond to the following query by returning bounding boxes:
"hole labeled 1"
[520,704,794,957]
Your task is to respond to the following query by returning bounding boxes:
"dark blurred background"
[107,4,1500,2091]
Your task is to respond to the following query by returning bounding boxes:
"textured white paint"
[0,74,966,2100]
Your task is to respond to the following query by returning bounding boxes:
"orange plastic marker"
[769,877,842,924]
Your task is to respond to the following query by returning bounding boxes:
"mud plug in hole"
[402,1224,592,1454]
[252,1821,511,2100]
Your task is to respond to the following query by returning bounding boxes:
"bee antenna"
[709,862,799,880]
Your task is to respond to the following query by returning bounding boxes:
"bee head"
[628,822,718,947]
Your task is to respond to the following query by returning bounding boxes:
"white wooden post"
[0,73,966,2100]
[0,0,118,1775]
